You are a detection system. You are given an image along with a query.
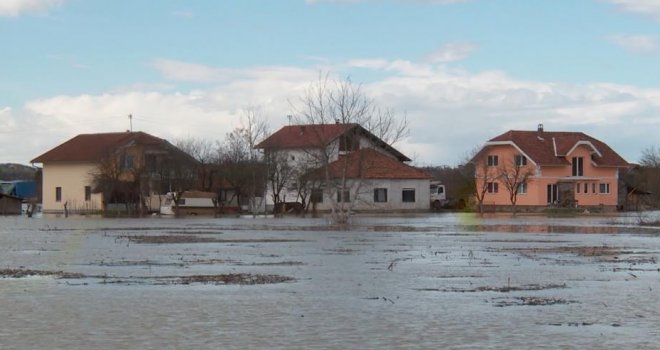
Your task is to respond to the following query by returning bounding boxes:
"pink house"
[472,125,629,211]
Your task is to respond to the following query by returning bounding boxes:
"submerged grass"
[119,235,304,244]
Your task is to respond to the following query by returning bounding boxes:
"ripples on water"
[0,213,659,349]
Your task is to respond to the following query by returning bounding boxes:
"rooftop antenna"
[287,114,292,126]
[129,114,133,132]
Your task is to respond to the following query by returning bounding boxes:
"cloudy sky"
[2,0,660,166]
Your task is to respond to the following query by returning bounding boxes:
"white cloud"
[605,0,660,21]
[6,57,660,166]
[423,42,478,63]
[347,58,434,76]
[151,58,318,84]
[609,34,658,54]
[2,66,321,164]
[351,59,660,165]
[0,0,63,17]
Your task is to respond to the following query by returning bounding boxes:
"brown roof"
[31,131,187,163]
[256,123,357,149]
[256,123,411,162]
[480,130,629,167]
[315,148,431,180]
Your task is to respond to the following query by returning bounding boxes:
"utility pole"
[129,114,133,132]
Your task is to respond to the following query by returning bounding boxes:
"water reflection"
[0,214,659,349]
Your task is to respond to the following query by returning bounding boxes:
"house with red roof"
[256,123,432,212]
[31,131,196,214]
[471,125,629,211]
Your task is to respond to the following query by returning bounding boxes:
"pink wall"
[475,144,620,207]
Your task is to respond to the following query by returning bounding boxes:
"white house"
[256,123,431,212]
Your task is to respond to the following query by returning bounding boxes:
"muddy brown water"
[1,213,660,349]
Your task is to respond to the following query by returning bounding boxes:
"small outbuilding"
[0,193,22,215]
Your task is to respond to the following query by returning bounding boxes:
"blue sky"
[2,0,660,165]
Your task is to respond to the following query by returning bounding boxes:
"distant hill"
[0,163,39,181]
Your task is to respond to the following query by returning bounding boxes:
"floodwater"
[1,213,659,349]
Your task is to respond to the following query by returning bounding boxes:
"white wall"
[42,162,103,213]
[311,179,431,212]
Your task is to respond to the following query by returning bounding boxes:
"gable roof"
[477,130,629,167]
[314,148,431,180]
[256,123,356,149]
[31,131,190,164]
[255,123,411,162]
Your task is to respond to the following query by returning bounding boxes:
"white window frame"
[515,155,527,167]
[487,155,499,167]
[373,188,388,203]
[487,182,499,194]
[599,183,610,194]
[572,157,584,177]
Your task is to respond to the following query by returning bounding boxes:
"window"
[487,155,499,166]
[576,183,581,194]
[374,188,388,203]
[84,186,91,201]
[145,154,157,171]
[572,157,583,176]
[402,189,416,202]
[599,183,610,194]
[547,184,558,203]
[584,183,588,194]
[121,154,134,170]
[339,133,359,152]
[55,187,62,202]
[337,190,350,203]
[178,198,186,205]
[517,182,527,194]
[487,182,498,193]
[592,183,596,194]
[310,189,323,203]
[515,155,527,167]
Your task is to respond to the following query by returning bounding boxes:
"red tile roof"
[256,123,357,149]
[314,148,431,180]
[482,130,629,167]
[31,131,184,163]
[256,123,411,162]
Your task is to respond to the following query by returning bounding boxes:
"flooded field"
[1,213,659,349]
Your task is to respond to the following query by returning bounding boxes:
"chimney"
[537,123,544,132]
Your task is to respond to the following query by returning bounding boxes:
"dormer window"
[515,155,527,167]
[572,157,583,176]
[339,133,359,152]
[487,155,499,167]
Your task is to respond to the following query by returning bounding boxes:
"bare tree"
[265,150,294,210]
[629,146,660,208]
[640,146,660,168]
[175,137,216,190]
[290,75,408,224]
[219,107,270,215]
[473,159,500,215]
[498,159,535,215]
